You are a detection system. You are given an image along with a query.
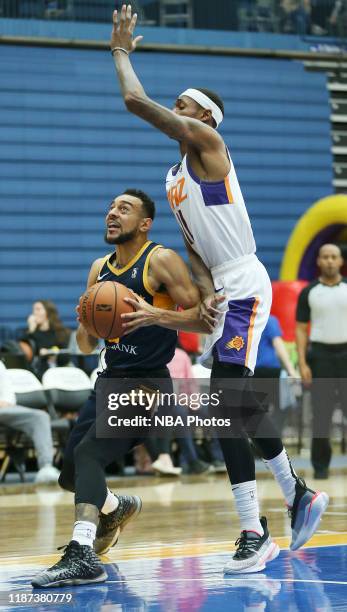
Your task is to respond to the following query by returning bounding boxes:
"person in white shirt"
[0,361,59,484]
[296,243,347,479]
[108,4,328,575]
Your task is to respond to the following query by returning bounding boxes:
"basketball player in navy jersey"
[109,5,329,574]
[32,188,218,588]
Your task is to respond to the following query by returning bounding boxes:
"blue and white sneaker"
[289,478,329,551]
[224,517,280,574]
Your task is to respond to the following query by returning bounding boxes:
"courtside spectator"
[255,314,299,431]
[168,347,210,474]
[279,0,311,33]
[169,347,226,473]
[256,315,298,378]
[0,361,59,483]
[21,300,71,378]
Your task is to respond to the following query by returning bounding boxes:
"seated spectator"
[144,432,182,476]
[168,348,225,474]
[328,0,347,36]
[310,0,334,34]
[134,346,225,476]
[279,0,311,34]
[132,439,181,476]
[256,315,298,377]
[133,444,153,475]
[133,347,210,476]
[21,300,71,378]
[255,314,299,431]
[0,361,60,483]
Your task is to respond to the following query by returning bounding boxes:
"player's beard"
[104,228,138,244]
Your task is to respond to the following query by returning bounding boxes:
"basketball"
[79,281,135,339]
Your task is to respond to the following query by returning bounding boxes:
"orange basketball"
[79,281,135,339]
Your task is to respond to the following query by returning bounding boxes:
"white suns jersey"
[165,151,256,269]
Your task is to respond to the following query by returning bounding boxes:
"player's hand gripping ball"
[79,281,135,339]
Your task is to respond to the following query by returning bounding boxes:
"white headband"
[180,88,223,127]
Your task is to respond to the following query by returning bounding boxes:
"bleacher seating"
[0,46,332,329]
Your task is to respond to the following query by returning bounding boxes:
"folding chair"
[8,368,70,469]
[0,424,27,482]
[42,367,91,416]
[90,368,99,388]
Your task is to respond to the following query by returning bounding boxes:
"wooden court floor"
[0,470,347,610]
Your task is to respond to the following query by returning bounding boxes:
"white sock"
[72,521,97,547]
[264,449,297,507]
[232,480,264,535]
[101,489,119,515]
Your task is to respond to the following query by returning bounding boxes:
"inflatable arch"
[280,194,347,281]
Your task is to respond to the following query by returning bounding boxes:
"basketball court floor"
[1,471,346,610]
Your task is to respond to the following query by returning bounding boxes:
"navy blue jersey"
[97,241,177,370]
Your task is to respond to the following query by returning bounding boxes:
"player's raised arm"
[110,4,221,149]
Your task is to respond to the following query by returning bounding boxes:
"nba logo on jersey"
[131,268,138,279]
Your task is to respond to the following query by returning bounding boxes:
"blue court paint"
[1,545,346,611]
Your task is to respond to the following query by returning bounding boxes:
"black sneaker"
[212,460,227,473]
[224,517,279,574]
[182,459,211,474]
[31,541,107,588]
[289,477,329,551]
[94,494,142,555]
[314,468,329,480]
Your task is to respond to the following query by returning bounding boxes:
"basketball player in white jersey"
[109,5,329,574]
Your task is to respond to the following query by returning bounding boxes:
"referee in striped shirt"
[296,244,347,479]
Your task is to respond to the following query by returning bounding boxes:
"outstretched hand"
[121,292,159,335]
[111,4,143,54]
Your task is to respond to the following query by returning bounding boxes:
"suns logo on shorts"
[225,336,245,351]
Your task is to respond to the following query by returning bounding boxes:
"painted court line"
[102,577,347,586]
[1,534,346,567]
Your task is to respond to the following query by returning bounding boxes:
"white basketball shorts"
[199,254,272,374]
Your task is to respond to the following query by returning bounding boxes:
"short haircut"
[123,188,156,220]
[195,87,225,120]
[318,243,342,256]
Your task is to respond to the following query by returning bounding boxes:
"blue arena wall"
[0,44,332,329]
